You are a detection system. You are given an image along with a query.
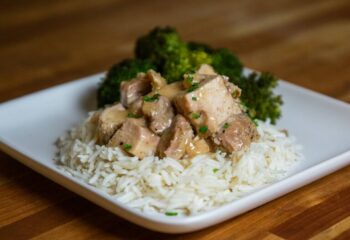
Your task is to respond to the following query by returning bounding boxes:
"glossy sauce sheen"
[157,82,183,100]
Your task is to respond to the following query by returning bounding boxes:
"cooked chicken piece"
[142,95,175,135]
[196,64,216,75]
[213,114,259,152]
[186,137,211,157]
[158,115,194,159]
[128,97,143,115]
[157,82,183,101]
[147,69,167,90]
[89,110,102,125]
[174,75,242,136]
[108,118,159,158]
[120,73,152,107]
[183,64,217,88]
[97,103,128,144]
[112,103,126,111]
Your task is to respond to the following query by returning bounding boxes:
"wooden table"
[1,0,350,239]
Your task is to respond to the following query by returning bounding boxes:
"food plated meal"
[1,27,349,233]
[56,27,302,216]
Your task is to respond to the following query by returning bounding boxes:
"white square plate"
[0,71,349,233]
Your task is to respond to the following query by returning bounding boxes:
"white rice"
[56,112,303,216]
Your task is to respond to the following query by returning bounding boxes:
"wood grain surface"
[1,0,350,239]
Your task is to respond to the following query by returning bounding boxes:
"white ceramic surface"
[0,72,349,233]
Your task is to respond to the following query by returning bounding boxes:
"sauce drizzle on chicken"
[94,65,259,159]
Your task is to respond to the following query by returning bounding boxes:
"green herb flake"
[192,96,197,101]
[127,113,141,118]
[186,83,200,93]
[213,168,219,173]
[185,74,194,85]
[191,112,201,119]
[143,93,160,102]
[253,119,259,126]
[231,90,239,98]
[165,212,178,216]
[223,123,230,129]
[199,125,208,133]
[123,143,132,151]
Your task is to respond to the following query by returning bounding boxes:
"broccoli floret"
[135,26,191,82]
[189,50,212,68]
[135,26,186,67]
[211,48,243,81]
[162,49,213,82]
[187,43,243,79]
[135,27,213,83]
[187,41,214,53]
[97,59,156,107]
[188,43,243,82]
[162,49,192,82]
[238,72,282,124]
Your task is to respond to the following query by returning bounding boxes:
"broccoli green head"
[187,41,214,53]
[238,72,282,124]
[211,48,243,82]
[162,48,213,82]
[97,59,156,107]
[187,42,243,81]
[189,50,212,68]
[162,49,192,83]
[135,27,213,83]
[135,26,186,67]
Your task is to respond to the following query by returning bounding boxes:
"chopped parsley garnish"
[253,119,259,126]
[231,90,240,98]
[186,82,199,92]
[199,125,208,133]
[192,96,197,101]
[223,123,230,129]
[191,112,201,119]
[127,113,141,118]
[185,74,194,85]
[165,212,178,216]
[143,93,160,102]
[123,143,132,150]
[213,168,219,173]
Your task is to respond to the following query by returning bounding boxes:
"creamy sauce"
[104,110,128,124]
[97,65,258,159]
[186,138,210,157]
[158,82,182,100]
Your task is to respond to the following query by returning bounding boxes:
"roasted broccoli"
[135,26,186,68]
[160,46,192,82]
[238,72,282,124]
[162,49,213,82]
[97,59,156,107]
[187,41,214,53]
[211,48,243,81]
[135,27,212,82]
